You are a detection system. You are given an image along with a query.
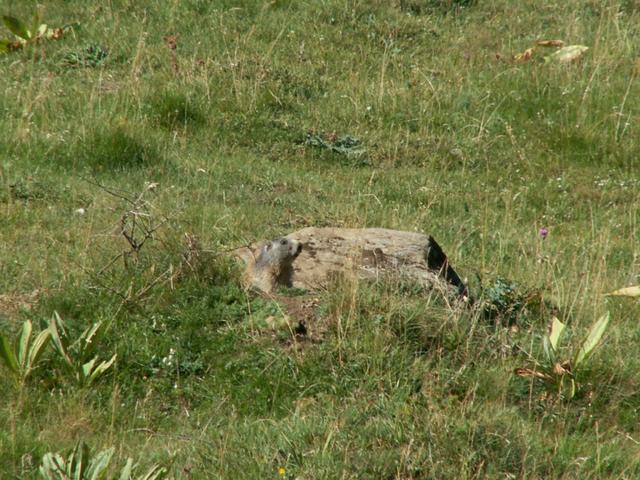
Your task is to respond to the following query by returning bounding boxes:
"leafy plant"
[304,132,369,165]
[5,176,57,203]
[1,11,75,54]
[0,319,51,386]
[62,44,108,68]
[49,312,117,387]
[400,0,477,15]
[516,313,610,399]
[39,441,169,480]
[1,318,53,452]
[481,277,548,325]
[484,278,522,316]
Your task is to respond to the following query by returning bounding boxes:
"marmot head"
[257,237,303,267]
[249,237,303,292]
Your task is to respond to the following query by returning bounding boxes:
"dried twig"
[81,175,137,206]
[81,177,258,310]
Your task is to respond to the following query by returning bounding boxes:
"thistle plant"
[49,312,117,387]
[0,319,52,387]
[39,441,169,480]
[516,313,610,399]
[0,319,53,453]
[1,10,75,54]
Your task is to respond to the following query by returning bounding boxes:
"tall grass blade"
[86,447,114,480]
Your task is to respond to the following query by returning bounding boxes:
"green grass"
[1,0,640,478]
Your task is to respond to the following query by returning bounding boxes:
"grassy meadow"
[1,0,640,478]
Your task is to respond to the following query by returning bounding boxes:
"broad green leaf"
[545,45,589,64]
[39,452,67,478]
[86,447,114,480]
[27,329,51,371]
[38,454,53,478]
[30,9,42,39]
[2,16,31,40]
[117,458,169,480]
[74,322,103,358]
[49,313,73,367]
[606,285,640,298]
[66,441,79,477]
[138,465,169,480]
[52,311,70,338]
[557,373,576,399]
[542,336,555,364]
[574,312,610,368]
[548,317,566,351]
[569,378,576,399]
[82,321,103,346]
[87,354,117,385]
[0,333,18,374]
[52,453,68,476]
[17,320,32,369]
[118,458,134,480]
[73,441,90,480]
[37,23,48,38]
[82,357,98,379]
[0,39,10,53]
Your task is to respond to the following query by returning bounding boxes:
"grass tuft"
[81,127,163,171]
[145,90,207,132]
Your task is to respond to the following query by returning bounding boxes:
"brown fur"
[244,237,303,293]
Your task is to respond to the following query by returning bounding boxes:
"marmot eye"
[280,239,288,245]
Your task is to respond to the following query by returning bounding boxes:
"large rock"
[234,227,468,297]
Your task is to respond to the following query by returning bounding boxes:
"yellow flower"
[278,467,286,476]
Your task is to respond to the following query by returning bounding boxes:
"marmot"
[245,236,303,293]
[234,228,468,299]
